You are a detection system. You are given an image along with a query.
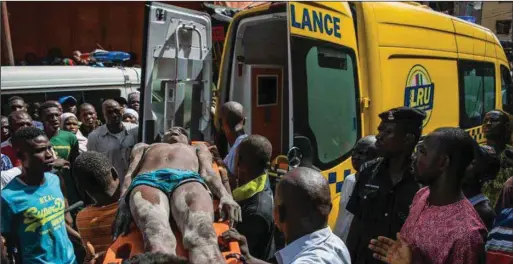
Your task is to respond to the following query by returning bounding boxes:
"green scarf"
[232,174,268,202]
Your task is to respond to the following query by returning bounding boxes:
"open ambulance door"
[286,2,363,227]
[140,2,212,144]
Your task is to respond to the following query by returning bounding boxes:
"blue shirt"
[275,227,351,264]
[33,121,44,130]
[1,173,76,264]
[223,134,248,174]
[1,154,13,171]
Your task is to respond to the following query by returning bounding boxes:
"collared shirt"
[234,174,275,260]
[401,187,487,264]
[346,158,420,264]
[223,134,248,174]
[1,154,13,171]
[486,208,513,263]
[86,122,138,187]
[275,227,351,264]
[334,173,356,242]
[1,139,20,167]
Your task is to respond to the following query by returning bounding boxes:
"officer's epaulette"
[358,157,384,172]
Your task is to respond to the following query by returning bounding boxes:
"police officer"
[345,107,425,264]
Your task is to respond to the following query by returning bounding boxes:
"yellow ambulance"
[140,2,512,228]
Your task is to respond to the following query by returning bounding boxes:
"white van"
[0,66,142,116]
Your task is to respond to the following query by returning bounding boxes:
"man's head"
[482,110,511,142]
[1,116,10,142]
[28,102,41,121]
[462,144,500,196]
[59,96,78,115]
[351,136,378,171]
[39,102,61,132]
[220,101,245,137]
[375,107,426,158]
[235,135,272,185]
[79,103,98,128]
[12,127,54,172]
[102,100,123,126]
[46,100,63,113]
[414,127,475,187]
[274,167,331,241]
[73,151,119,202]
[127,92,140,112]
[8,111,33,135]
[115,97,129,109]
[8,96,27,113]
[163,127,189,144]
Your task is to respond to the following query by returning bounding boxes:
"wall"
[481,1,512,42]
[1,1,205,65]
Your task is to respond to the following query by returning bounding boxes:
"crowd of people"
[0,90,512,264]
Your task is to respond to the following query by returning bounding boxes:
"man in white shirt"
[87,100,138,189]
[220,101,248,176]
[334,135,377,242]
[222,167,351,264]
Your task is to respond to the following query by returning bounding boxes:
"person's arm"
[209,145,232,193]
[120,143,149,197]
[222,229,271,264]
[196,143,241,224]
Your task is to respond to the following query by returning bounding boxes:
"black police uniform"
[345,107,425,264]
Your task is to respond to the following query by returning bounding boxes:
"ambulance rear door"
[287,2,363,227]
[141,2,212,143]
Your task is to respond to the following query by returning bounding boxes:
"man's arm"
[196,143,241,223]
[120,143,149,196]
[196,143,231,200]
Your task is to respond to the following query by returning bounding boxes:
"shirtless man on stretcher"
[112,126,241,264]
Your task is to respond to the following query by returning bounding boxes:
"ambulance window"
[458,61,496,129]
[501,65,513,114]
[291,37,359,170]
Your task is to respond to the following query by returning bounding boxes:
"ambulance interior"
[229,13,290,159]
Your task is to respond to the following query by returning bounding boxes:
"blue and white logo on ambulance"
[404,65,435,127]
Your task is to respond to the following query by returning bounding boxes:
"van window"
[458,61,496,129]
[501,65,513,114]
[1,89,120,123]
[291,36,359,169]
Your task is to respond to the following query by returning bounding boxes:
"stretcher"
[102,142,243,263]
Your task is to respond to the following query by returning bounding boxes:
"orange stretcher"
[102,219,242,264]
[102,141,243,263]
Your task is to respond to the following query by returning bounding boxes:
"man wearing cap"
[59,96,78,115]
[345,107,424,264]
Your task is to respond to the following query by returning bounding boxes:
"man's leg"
[129,185,177,254]
[171,182,224,264]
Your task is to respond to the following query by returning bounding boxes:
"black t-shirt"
[346,158,420,264]
[236,185,276,261]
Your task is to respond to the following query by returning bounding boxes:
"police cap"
[378,107,426,125]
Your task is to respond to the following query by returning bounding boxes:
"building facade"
[481,1,512,42]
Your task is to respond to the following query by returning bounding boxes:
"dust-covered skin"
[130,187,176,254]
[118,127,241,263]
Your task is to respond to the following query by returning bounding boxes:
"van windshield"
[291,36,360,170]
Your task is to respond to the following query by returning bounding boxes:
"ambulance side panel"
[360,2,460,136]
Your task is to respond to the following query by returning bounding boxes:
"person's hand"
[369,233,412,264]
[208,145,223,163]
[111,198,133,241]
[221,228,250,258]
[219,195,242,226]
[50,158,70,170]
[84,242,106,264]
